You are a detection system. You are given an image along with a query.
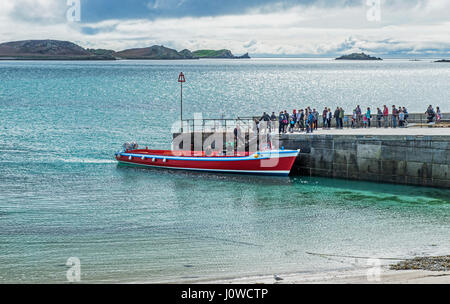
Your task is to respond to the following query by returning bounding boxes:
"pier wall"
[281,134,450,188]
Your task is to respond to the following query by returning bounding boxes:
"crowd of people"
[256,105,442,134]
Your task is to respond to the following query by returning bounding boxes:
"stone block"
[311,139,333,149]
[432,149,449,164]
[333,149,350,164]
[334,140,357,151]
[357,158,383,175]
[357,143,382,159]
[405,147,433,163]
[406,162,432,179]
[311,148,334,163]
[407,139,432,149]
[381,160,407,176]
[431,141,450,150]
[381,145,407,161]
[432,164,449,180]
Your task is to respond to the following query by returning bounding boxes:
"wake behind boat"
[115,145,299,176]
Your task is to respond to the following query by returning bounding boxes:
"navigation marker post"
[178,72,186,133]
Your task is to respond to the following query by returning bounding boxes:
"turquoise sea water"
[0,59,449,283]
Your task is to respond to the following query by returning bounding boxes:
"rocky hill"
[0,40,115,60]
[115,45,197,60]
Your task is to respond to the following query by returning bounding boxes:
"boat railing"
[180,117,259,133]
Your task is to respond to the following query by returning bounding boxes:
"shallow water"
[0,59,449,283]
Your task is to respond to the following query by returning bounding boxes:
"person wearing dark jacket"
[376,108,383,128]
[278,112,286,134]
[322,107,328,129]
[334,107,341,129]
[299,109,305,131]
[270,112,277,133]
[259,112,271,132]
[426,105,435,123]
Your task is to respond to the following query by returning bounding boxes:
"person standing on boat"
[270,112,277,133]
[260,112,271,133]
[260,112,270,123]
[436,107,441,123]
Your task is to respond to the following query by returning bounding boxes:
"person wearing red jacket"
[383,105,389,128]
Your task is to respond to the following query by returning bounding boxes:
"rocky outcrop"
[435,59,450,63]
[237,53,251,59]
[192,49,251,59]
[335,52,382,60]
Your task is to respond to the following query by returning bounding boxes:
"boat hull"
[115,150,299,176]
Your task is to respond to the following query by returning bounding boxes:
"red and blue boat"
[115,145,299,176]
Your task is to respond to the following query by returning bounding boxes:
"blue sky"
[0,0,449,57]
[79,0,359,21]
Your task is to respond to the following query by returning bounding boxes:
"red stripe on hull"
[115,155,297,173]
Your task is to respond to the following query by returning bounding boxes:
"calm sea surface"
[0,59,449,283]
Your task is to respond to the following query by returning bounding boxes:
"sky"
[0,0,449,57]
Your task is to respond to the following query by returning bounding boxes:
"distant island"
[335,52,383,61]
[192,49,250,59]
[435,59,450,63]
[0,40,251,60]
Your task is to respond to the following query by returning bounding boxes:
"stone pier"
[280,129,450,188]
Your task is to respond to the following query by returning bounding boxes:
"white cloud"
[0,0,449,57]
